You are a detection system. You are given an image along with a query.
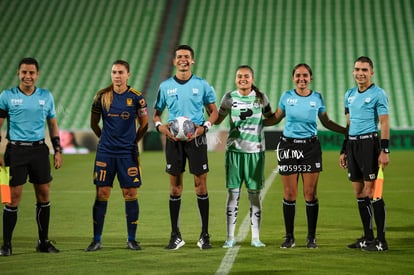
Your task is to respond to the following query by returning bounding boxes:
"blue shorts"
[93,153,142,188]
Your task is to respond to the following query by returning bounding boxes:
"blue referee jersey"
[0,86,56,141]
[344,84,389,136]
[279,89,326,138]
[153,75,216,125]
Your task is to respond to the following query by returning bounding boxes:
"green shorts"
[225,151,265,190]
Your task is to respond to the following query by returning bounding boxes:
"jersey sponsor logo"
[126,98,133,106]
[347,96,355,104]
[11,98,23,105]
[287,98,298,105]
[167,88,177,97]
[121,111,130,119]
[128,167,139,177]
[276,143,304,161]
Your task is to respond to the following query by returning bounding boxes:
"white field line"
[215,168,279,275]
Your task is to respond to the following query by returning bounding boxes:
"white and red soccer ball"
[169,116,195,141]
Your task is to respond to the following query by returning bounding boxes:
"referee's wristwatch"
[382,148,390,154]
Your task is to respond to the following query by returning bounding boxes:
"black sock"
[92,200,108,242]
[36,202,50,242]
[197,193,209,234]
[357,197,374,240]
[125,199,139,242]
[283,199,296,239]
[306,199,319,239]
[372,198,386,242]
[2,206,18,246]
[169,195,181,234]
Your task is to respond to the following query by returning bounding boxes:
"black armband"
[51,136,62,154]
[381,139,390,154]
[340,138,348,155]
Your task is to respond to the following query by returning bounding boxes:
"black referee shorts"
[5,143,52,186]
[347,134,380,182]
[276,136,322,175]
[165,134,209,176]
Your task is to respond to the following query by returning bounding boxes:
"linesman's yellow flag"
[0,167,11,204]
[373,166,384,201]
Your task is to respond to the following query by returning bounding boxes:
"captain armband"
[51,136,62,154]
[381,139,390,154]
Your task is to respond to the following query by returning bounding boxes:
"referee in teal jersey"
[0,58,62,256]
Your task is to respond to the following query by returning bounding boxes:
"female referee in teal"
[216,65,273,248]
[85,60,148,252]
[265,63,346,249]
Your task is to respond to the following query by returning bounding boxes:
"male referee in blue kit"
[0,57,62,256]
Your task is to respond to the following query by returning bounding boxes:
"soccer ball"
[169,116,195,141]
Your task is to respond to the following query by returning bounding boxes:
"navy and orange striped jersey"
[92,85,147,157]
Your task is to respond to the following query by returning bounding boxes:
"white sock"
[226,188,240,240]
[248,190,262,241]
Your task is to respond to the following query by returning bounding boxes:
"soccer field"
[0,151,413,274]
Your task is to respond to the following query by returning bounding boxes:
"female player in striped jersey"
[216,65,273,248]
[264,63,347,249]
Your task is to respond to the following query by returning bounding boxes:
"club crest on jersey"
[310,101,316,108]
[192,88,199,95]
[39,100,45,106]
[365,97,371,103]
[126,98,133,106]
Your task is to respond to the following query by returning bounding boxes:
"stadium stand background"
[1,0,413,151]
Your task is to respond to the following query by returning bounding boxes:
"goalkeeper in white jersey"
[215,65,273,248]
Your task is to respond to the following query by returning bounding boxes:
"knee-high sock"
[306,199,319,239]
[283,199,296,238]
[225,188,240,240]
[169,195,181,234]
[36,202,51,242]
[357,197,374,240]
[371,198,386,241]
[2,206,18,246]
[92,200,108,242]
[248,190,262,241]
[197,193,209,234]
[125,199,139,241]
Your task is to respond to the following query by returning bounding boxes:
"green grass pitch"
[0,150,413,274]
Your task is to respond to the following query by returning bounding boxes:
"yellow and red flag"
[373,166,384,201]
[0,167,11,204]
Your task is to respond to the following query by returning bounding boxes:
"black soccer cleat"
[197,232,212,250]
[36,240,60,253]
[85,240,102,252]
[126,240,142,250]
[363,238,388,252]
[165,232,185,250]
[280,236,295,248]
[0,244,12,256]
[347,237,374,249]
